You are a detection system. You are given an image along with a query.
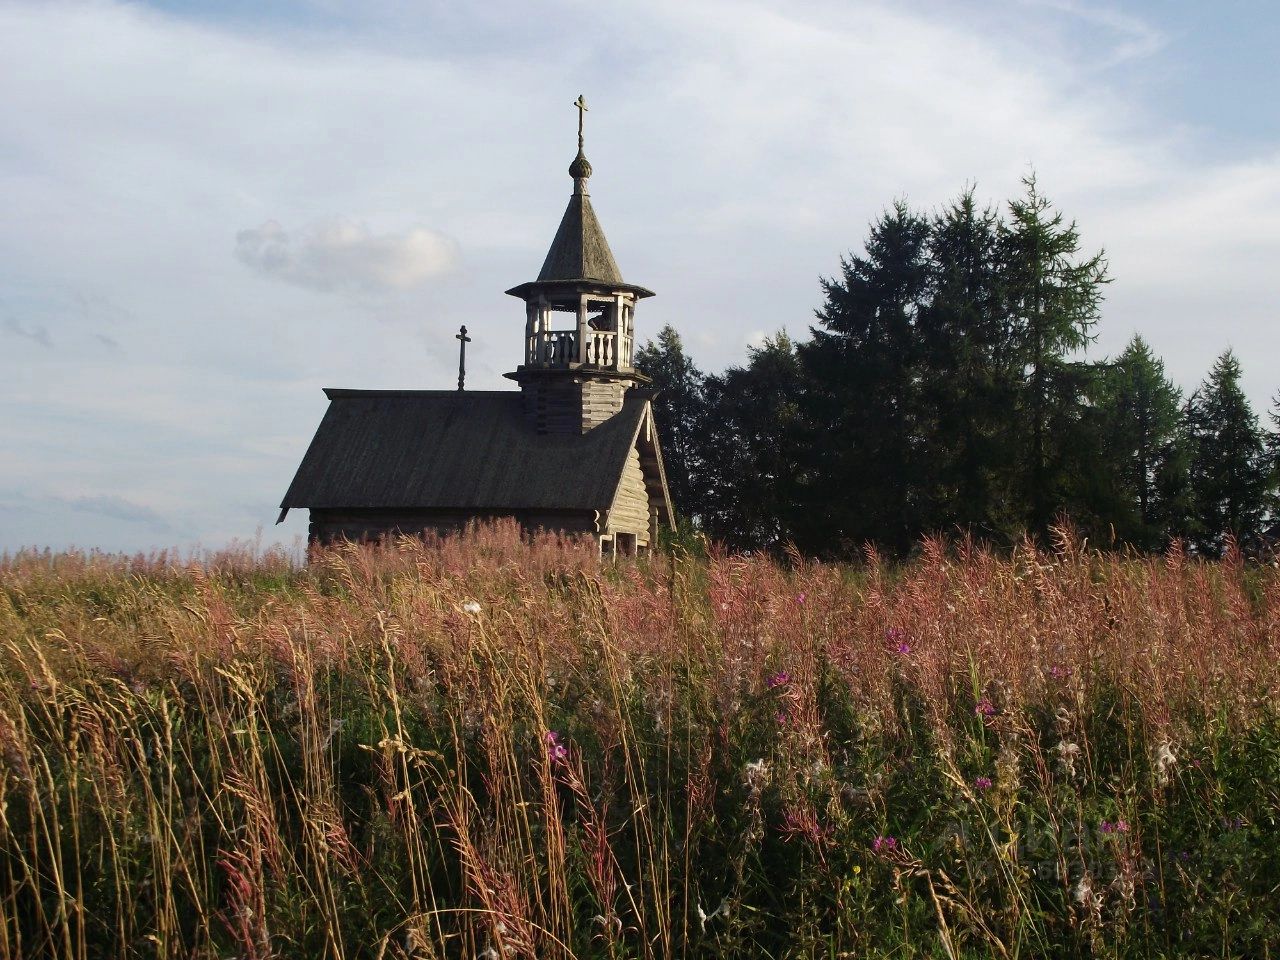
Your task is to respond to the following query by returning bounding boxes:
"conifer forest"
[638,178,1280,560]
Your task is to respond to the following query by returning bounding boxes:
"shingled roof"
[537,189,625,285]
[279,389,651,515]
[504,142,654,301]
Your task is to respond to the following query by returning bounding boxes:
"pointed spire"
[505,96,653,300]
[535,95,622,285]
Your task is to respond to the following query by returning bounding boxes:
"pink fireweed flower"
[766,670,791,689]
[1100,820,1129,834]
[1049,664,1071,680]
[974,776,993,790]
[872,835,897,853]
[885,628,910,654]
[780,808,832,844]
[796,592,806,604]
[544,731,568,763]
[975,699,996,718]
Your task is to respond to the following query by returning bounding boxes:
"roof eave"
[504,279,656,301]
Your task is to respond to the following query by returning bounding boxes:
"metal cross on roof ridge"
[455,324,471,392]
[574,95,587,150]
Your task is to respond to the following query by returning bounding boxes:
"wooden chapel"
[277,98,674,555]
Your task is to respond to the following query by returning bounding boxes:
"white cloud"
[1023,0,1167,66]
[235,218,458,292]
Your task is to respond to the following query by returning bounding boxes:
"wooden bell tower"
[504,96,655,434]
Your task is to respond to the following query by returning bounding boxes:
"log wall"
[518,376,629,434]
[308,508,598,546]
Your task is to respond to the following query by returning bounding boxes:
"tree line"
[636,176,1280,557]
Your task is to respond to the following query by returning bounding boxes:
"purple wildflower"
[974,776,993,790]
[766,670,791,689]
[975,698,996,718]
[1100,819,1130,835]
[545,730,568,763]
[872,835,897,853]
[896,641,911,655]
[796,592,806,605]
[1049,664,1071,680]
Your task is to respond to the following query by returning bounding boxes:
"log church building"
[278,99,673,555]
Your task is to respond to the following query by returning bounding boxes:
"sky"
[2,0,1279,554]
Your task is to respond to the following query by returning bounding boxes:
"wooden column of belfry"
[278,96,674,554]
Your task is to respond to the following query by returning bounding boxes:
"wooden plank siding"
[606,444,652,544]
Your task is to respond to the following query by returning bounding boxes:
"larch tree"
[999,175,1110,539]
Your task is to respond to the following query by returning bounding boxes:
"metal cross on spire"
[455,325,471,392]
[574,95,588,150]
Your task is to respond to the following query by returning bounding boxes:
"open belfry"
[279,98,673,554]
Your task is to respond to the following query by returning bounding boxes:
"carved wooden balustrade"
[528,327,634,370]
[524,293,636,372]
[532,329,577,367]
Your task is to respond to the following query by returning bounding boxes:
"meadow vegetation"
[2,523,1278,958]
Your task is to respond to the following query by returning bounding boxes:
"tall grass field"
[2,524,1278,958]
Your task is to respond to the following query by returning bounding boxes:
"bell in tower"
[504,96,655,434]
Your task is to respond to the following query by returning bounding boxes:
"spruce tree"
[700,333,808,551]
[916,189,1019,539]
[802,201,931,554]
[1152,398,1197,545]
[1095,335,1185,548]
[634,325,706,524]
[1264,393,1280,531]
[1187,351,1269,553]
